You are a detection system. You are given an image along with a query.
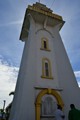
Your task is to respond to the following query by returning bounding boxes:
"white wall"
[10,12,80,120]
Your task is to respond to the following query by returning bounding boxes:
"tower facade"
[9,3,80,120]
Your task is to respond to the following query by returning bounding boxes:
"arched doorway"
[35,89,64,120]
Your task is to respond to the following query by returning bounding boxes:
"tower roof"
[20,2,65,41]
[28,2,63,21]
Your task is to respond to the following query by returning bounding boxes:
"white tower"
[9,3,80,120]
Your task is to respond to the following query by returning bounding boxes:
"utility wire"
[50,0,56,9]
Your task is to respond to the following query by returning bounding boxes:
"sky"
[0,0,80,109]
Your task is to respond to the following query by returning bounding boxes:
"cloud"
[0,20,23,27]
[74,71,80,78]
[74,71,80,87]
[0,56,19,108]
[78,82,80,88]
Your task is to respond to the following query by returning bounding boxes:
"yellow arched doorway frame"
[35,88,64,120]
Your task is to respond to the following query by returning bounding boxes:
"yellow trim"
[48,88,52,94]
[28,5,63,21]
[41,37,50,51]
[42,58,53,79]
[40,48,51,52]
[41,75,53,79]
[35,89,64,120]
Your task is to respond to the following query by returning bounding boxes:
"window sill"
[40,48,51,52]
[41,75,53,79]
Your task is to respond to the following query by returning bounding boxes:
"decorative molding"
[43,16,48,29]
[28,3,63,21]
[35,89,64,120]
[35,28,54,38]
[34,86,63,91]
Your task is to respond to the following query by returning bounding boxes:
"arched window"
[40,38,50,51]
[41,58,53,79]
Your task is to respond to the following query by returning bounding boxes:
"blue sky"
[0,0,80,108]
